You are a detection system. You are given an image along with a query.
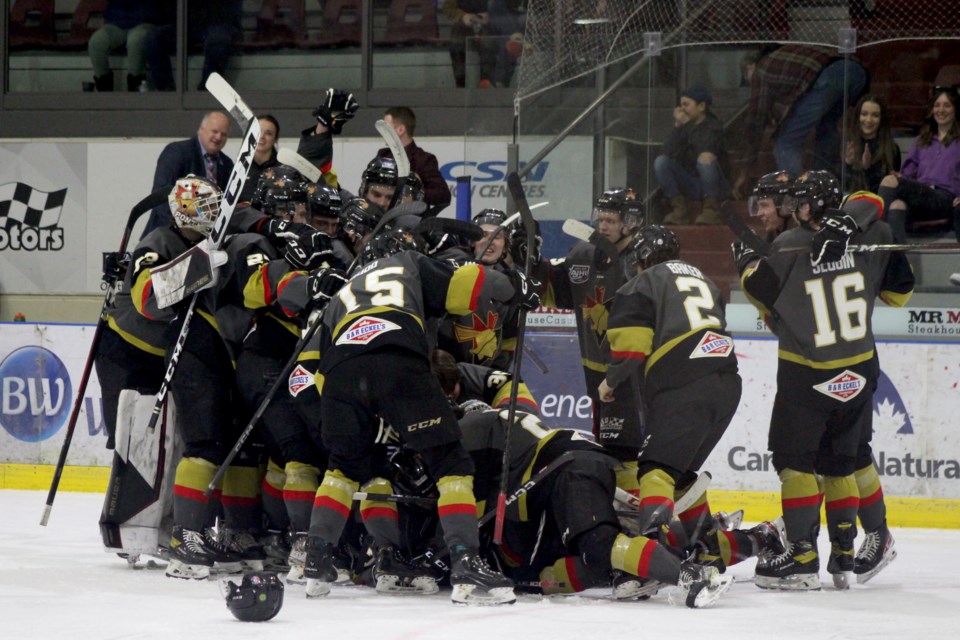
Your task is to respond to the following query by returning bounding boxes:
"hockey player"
[540,189,645,496]
[733,171,914,590]
[358,156,400,210]
[749,170,797,240]
[458,407,735,609]
[297,88,359,188]
[599,225,741,550]
[305,182,353,267]
[300,227,539,605]
[430,348,539,415]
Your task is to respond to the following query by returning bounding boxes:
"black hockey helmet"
[340,197,384,240]
[359,156,399,196]
[224,572,284,622]
[750,170,795,217]
[400,174,425,203]
[255,164,305,202]
[307,183,343,219]
[388,448,438,500]
[472,208,509,228]
[792,170,842,216]
[629,225,681,270]
[360,227,425,265]
[593,188,644,229]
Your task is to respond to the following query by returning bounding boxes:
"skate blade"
[375,574,440,595]
[755,573,821,591]
[286,566,306,585]
[451,584,517,606]
[305,578,332,598]
[613,578,661,600]
[856,547,897,584]
[164,559,210,580]
[688,574,735,609]
[831,571,851,590]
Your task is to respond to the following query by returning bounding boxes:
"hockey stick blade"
[415,216,484,242]
[277,148,322,183]
[351,491,438,507]
[204,72,254,128]
[561,218,620,260]
[721,200,770,257]
[375,119,410,179]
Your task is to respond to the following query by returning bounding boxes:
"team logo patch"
[690,331,734,358]
[568,265,590,284]
[287,364,315,397]
[336,316,400,346]
[813,369,866,402]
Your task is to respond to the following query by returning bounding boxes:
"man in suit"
[142,111,233,236]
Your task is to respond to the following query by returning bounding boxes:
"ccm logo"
[407,417,442,432]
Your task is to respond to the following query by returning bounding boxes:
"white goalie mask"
[169,175,222,236]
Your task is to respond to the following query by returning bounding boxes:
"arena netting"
[516,0,960,101]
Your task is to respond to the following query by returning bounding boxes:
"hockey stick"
[375,119,410,210]
[41,186,172,526]
[561,218,621,262]
[277,147,322,184]
[778,241,960,255]
[145,99,263,432]
[479,451,576,528]
[613,471,712,516]
[492,172,539,545]
[204,72,254,128]
[720,201,771,257]
[351,491,438,507]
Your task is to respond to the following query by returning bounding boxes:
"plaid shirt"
[737,45,839,167]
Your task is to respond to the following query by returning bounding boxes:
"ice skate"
[304,538,338,598]
[677,561,734,608]
[219,528,267,572]
[260,529,292,572]
[827,522,855,590]
[612,570,661,600]
[755,539,820,590]
[855,522,897,584]
[755,517,787,570]
[373,545,441,595]
[165,526,214,580]
[449,547,516,605]
[286,533,307,585]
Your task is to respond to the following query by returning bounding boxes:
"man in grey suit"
[142,111,233,236]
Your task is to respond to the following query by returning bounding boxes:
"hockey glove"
[307,267,348,305]
[259,218,313,248]
[509,270,541,312]
[731,241,760,276]
[313,89,359,135]
[509,221,543,267]
[811,213,858,266]
[285,231,337,271]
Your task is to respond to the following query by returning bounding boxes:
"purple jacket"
[900,135,960,196]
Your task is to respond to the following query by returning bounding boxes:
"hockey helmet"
[792,170,842,217]
[224,572,284,622]
[260,183,308,219]
[592,188,644,229]
[360,227,425,265]
[359,156,399,196]
[400,174,425,203]
[388,448,438,499]
[628,225,681,270]
[749,170,795,218]
[340,197,385,240]
[472,208,509,228]
[307,183,343,219]
[168,175,221,236]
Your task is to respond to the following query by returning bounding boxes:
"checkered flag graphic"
[0,182,68,228]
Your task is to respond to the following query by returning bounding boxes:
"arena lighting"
[573,18,612,25]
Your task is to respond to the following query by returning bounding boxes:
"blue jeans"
[774,58,867,176]
[654,155,728,200]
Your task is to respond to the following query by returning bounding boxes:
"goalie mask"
[169,176,221,236]
[628,225,680,271]
[223,572,284,622]
[749,170,795,218]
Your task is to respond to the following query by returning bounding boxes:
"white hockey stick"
[561,218,593,242]
[277,147,322,183]
[375,119,410,179]
[205,72,254,128]
[614,470,712,513]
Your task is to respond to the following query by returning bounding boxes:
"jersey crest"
[454,310,501,359]
[581,286,608,335]
[568,264,590,284]
[336,316,401,346]
[689,331,734,359]
[288,364,315,397]
[813,369,866,402]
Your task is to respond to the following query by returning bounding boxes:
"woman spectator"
[844,94,901,194]
[240,115,281,203]
[878,87,960,242]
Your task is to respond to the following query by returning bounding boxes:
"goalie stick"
[492,172,540,545]
[146,85,263,432]
[277,147,322,183]
[41,186,172,526]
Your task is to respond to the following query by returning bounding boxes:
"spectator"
[443,0,497,88]
[239,115,281,203]
[656,85,729,225]
[487,0,527,88]
[142,111,233,236]
[86,1,167,92]
[144,0,242,91]
[732,45,868,197]
[877,87,960,242]
[844,94,901,194]
[376,106,452,216]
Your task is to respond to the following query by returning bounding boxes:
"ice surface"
[2,490,957,639]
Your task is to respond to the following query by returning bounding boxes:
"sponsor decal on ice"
[0,346,72,442]
[336,316,400,346]
[287,364,315,397]
[568,265,590,284]
[690,331,733,358]
[813,369,866,402]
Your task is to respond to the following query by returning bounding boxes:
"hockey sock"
[615,460,641,500]
[779,468,823,543]
[854,463,886,532]
[700,529,758,568]
[638,468,676,531]
[261,459,289,531]
[676,488,711,543]
[309,469,360,544]
[173,456,217,531]
[283,461,320,533]
[437,475,480,551]
[222,465,262,531]
[358,477,402,548]
[824,474,860,542]
[610,532,681,585]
